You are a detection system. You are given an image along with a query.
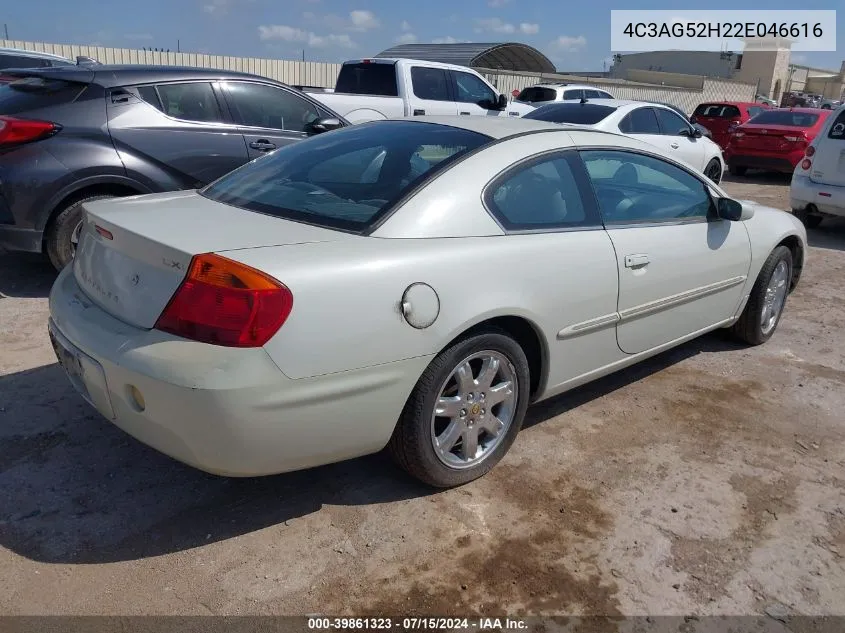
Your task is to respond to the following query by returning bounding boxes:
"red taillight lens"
[801,159,812,170]
[154,253,293,348]
[0,115,60,146]
[805,145,816,157]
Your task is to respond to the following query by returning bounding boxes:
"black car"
[0,65,346,269]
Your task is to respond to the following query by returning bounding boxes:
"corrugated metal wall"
[1,39,341,88]
[3,39,756,112]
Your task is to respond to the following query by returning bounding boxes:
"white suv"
[514,83,614,106]
[790,105,845,228]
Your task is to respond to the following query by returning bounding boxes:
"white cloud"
[488,0,511,6]
[302,11,315,19]
[258,24,356,48]
[125,33,154,41]
[552,35,587,52]
[792,53,808,64]
[395,32,418,44]
[349,9,380,30]
[401,20,412,32]
[432,36,459,44]
[203,0,229,16]
[519,23,539,35]
[474,17,515,34]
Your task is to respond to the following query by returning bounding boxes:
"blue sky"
[3,0,844,71]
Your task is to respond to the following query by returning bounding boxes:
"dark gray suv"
[0,65,346,269]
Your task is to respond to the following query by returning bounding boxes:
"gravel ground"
[1,174,844,617]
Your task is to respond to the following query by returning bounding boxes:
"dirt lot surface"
[1,174,844,618]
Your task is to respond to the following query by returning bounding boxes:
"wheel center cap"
[470,403,481,416]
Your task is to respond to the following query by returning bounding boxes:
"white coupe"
[524,99,726,184]
[48,116,806,487]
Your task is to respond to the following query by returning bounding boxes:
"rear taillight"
[0,115,60,146]
[784,135,801,142]
[805,145,816,157]
[801,158,812,170]
[733,131,745,138]
[155,253,293,348]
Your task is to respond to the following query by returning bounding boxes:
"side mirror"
[496,94,508,110]
[717,198,753,221]
[307,117,343,135]
[692,127,703,138]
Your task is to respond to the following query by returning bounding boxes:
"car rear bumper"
[0,225,43,253]
[725,152,801,173]
[48,265,429,477]
[790,174,845,217]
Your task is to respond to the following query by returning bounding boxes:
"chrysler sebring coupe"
[49,117,806,487]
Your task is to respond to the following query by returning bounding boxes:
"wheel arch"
[777,234,804,290]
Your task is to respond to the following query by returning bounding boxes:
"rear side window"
[516,87,556,103]
[524,103,617,124]
[0,54,51,70]
[620,108,660,134]
[584,89,611,99]
[200,121,490,232]
[693,104,741,118]
[563,89,583,100]
[828,110,845,140]
[148,82,224,123]
[0,77,86,114]
[411,67,451,102]
[335,63,398,96]
[748,110,820,127]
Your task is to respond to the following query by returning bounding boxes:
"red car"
[691,101,769,148]
[723,108,832,176]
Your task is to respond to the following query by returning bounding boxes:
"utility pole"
[3,24,9,40]
[302,49,305,62]
[177,39,180,53]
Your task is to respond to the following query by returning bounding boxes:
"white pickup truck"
[307,58,535,123]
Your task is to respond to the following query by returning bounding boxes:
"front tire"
[729,164,747,177]
[704,158,723,184]
[731,246,793,345]
[46,195,115,270]
[388,329,531,487]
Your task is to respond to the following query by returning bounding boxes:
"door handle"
[670,143,680,149]
[460,111,471,115]
[249,140,276,151]
[413,109,425,116]
[624,253,650,268]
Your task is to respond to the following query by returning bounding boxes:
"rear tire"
[46,195,115,270]
[731,246,793,346]
[729,164,747,177]
[388,328,531,488]
[793,207,824,229]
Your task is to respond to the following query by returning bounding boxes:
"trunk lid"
[72,190,356,329]
[731,124,808,151]
[809,109,845,187]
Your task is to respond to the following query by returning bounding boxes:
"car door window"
[485,152,596,230]
[580,150,713,224]
[145,82,224,123]
[224,81,321,133]
[411,67,451,101]
[619,108,660,134]
[747,106,764,118]
[563,89,583,100]
[584,89,606,99]
[452,71,496,105]
[654,108,692,136]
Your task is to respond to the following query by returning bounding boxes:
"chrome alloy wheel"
[430,350,518,470]
[761,259,789,335]
[705,160,722,183]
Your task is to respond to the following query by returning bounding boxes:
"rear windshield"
[827,109,845,140]
[516,87,557,103]
[335,63,398,96]
[0,76,85,114]
[748,110,820,127]
[524,103,617,125]
[693,104,741,118]
[201,121,490,232]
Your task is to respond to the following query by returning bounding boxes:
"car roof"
[697,101,760,107]
[529,83,612,91]
[389,115,564,139]
[2,64,287,88]
[0,47,73,63]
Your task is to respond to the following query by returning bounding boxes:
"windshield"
[524,103,617,124]
[201,121,490,232]
[516,87,556,103]
[747,110,820,127]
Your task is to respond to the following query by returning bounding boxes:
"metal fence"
[3,39,757,113]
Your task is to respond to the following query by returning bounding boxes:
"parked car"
[641,100,713,141]
[0,65,347,269]
[690,101,769,149]
[524,100,725,182]
[513,83,614,106]
[48,116,806,487]
[790,105,845,228]
[756,95,778,107]
[308,58,534,123]
[819,98,842,110]
[723,107,832,176]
